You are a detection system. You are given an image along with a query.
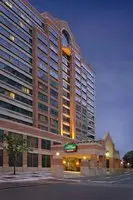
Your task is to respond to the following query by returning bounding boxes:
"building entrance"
[63,157,81,172]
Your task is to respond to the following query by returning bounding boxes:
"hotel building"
[0,0,120,173]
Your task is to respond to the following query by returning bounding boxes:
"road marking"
[88,180,113,184]
[111,177,131,183]
[57,179,81,183]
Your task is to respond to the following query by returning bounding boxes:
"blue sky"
[30,0,133,157]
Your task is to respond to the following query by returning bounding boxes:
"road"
[0,173,133,200]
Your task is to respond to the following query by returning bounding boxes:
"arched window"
[62,30,70,47]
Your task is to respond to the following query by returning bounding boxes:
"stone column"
[52,155,64,178]
[3,150,8,172]
[109,158,115,174]
[98,156,106,175]
[38,138,42,171]
[80,159,90,176]
[3,130,8,172]
[23,152,27,172]
[23,135,27,172]
[90,159,97,176]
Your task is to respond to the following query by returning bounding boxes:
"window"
[49,27,58,38]
[50,118,58,128]
[76,104,81,112]
[1,62,32,83]
[50,60,58,71]
[38,34,48,46]
[82,99,87,105]
[38,103,48,112]
[42,155,51,168]
[38,59,49,73]
[82,85,87,93]
[41,139,51,150]
[76,95,81,103]
[0,50,32,74]
[62,72,70,82]
[50,70,58,80]
[76,80,81,88]
[38,50,48,63]
[76,120,81,127]
[27,136,38,148]
[50,128,58,134]
[63,116,70,123]
[50,108,58,117]
[82,72,87,80]
[5,1,12,8]
[75,73,81,80]
[75,53,80,61]
[88,135,95,140]
[0,88,32,106]
[50,79,58,89]
[9,152,23,167]
[63,90,70,99]
[38,125,48,131]
[38,40,48,54]
[0,130,4,143]
[76,88,81,96]
[0,150,3,166]
[82,92,87,100]
[38,82,48,93]
[0,101,32,117]
[62,30,69,47]
[63,107,70,115]
[27,153,38,167]
[38,92,48,103]
[49,35,58,46]
[63,124,70,132]
[82,123,87,130]
[75,60,80,67]
[82,108,87,115]
[82,79,87,86]
[50,98,58,108]
[22,87,30,94]
[63,81,70,90]
[50,89,58,99]
[50,51,58,62]
[62,64,70,74]
[62,57,69,66]
[50,44,58,54]
[63,98,70,107]
[88,99,94,107]
[38,114,48,123]
[75,66,81,74]
[10,35,15,41]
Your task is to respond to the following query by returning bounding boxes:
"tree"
[0,133,31,175]
[123,151,133,168]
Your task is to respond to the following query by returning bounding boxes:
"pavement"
[0,171,53,183]
[0,172,133,200]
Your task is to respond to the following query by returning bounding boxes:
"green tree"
[123,151,133,168]
[0,134,31,175]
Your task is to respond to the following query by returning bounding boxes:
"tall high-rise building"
[0,0,96,170]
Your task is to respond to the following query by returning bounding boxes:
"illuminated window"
[5,1,12,8]
[10,92,15,99]
[22,87,29,94]
[10,35,15,42]
[20,22,25,28]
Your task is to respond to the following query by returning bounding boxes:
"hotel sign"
[64,143,77,153]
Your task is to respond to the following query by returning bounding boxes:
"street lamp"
[56,152,60,156]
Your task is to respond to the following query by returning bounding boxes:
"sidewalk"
[0,171,53,183]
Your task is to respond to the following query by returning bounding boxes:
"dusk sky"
[30,0,133,157]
